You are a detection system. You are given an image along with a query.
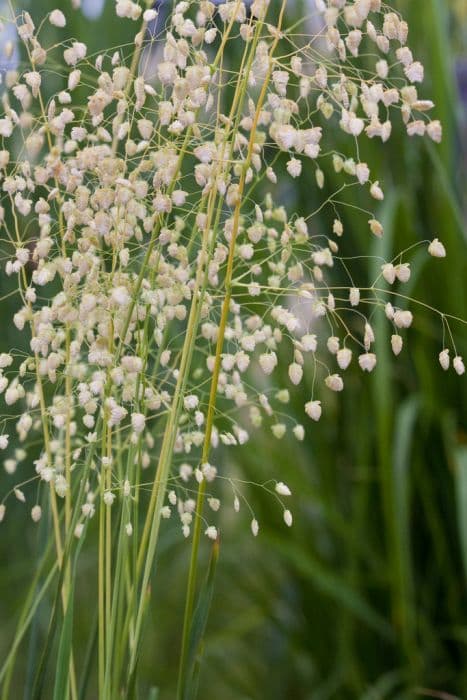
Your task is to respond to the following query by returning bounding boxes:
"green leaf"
[78,612,98,700]
[52,587,75,700]
[271,538,394,641]
[0,560,57,692]
[454,447,467,584]
[182,538,220,700]
[52,525,88,700]
[391,398,419,646]
[360,668,406,700]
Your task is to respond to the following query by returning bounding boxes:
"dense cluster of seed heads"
[0,0,461,540]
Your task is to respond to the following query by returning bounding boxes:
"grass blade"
[271,538,394,641]
[453,446,467,585]
[0,561,58,692]
[52,587,75,700]
[180,538,220,700]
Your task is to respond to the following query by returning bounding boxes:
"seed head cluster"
[0,0,461,540]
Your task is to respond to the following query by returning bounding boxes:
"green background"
[1,1,466,698]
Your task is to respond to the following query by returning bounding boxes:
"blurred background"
[1,0,466,698]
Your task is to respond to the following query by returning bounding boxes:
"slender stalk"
[127,221,212,678]
[98,416,108,697]
[15,27,79,695]
[176,4,289,696]
[109,11,250,681]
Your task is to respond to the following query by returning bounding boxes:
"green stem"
[176,4,288,696]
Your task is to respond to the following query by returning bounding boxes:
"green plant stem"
[176,3,289,696]
[112,9,249,684]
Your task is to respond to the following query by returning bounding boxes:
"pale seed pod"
[103,491,115,506]
[325,374,344,392]
[288,362,303,385]
[439,349,450,370]
[49,9,66,27]
[327,336,340,354]
[275,482,291,497]
[358,353,377,372]
[428,238,446,258]
[301,334,317,352]
[391,334,403,356]
[337,348,352,370]
[305,400,322,421]
[293,425,305,441]
[349,287,360,306]
[394,310,413,329]
[382,263,396,284]
[205,526,218,540]
[395,263,411,283]
[31,505,42,522]
[271,423,286,439]
[368,219,384,238]
[251,519,259,537]
[259,352,277,375]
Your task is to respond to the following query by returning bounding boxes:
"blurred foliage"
[453,0,467,50]
[0,1,466,699]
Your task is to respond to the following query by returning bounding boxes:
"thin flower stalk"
[178,1,289,693]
